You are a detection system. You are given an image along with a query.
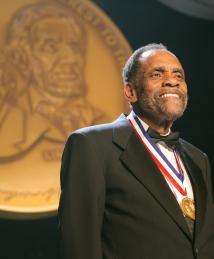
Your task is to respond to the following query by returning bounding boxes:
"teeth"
[161,93,179,98]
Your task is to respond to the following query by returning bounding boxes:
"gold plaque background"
[0,0,131,218]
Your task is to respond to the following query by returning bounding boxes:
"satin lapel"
[116,126,191,239]
[178,142,208,239]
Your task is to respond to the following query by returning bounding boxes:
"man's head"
[123,43,188,126]
[6,2,87,99]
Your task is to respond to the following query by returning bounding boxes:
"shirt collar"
[136,115,171,136]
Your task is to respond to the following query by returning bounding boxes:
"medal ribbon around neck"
[127,111,187,196]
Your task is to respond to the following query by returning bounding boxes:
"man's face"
[29,17,85,98]
[134,50,188,124]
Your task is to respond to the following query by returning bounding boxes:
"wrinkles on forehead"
[139,50,183,72]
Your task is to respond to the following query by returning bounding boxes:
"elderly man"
[59,43,214,259]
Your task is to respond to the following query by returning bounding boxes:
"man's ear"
[124,83,138,103]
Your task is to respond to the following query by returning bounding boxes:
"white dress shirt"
[138,116,194,205]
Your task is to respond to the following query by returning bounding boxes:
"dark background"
[1,0,214,258]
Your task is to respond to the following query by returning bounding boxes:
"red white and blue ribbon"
[127,111,187,196]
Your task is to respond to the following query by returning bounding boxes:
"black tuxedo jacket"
[59,114,214,259]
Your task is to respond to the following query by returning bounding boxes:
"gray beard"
[134,92,188,126]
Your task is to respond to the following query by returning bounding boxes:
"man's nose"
[54,43,78,63]
[162,75,179,87]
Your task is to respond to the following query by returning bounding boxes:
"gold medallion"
[180,197,195,220]
[0,0,132,219]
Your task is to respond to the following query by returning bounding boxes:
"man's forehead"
[140,49,175,60]
[32,17,76,31]
[30,17,82,41]
[139,49,183,69]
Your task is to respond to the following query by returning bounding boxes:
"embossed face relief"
[136,50,188,124]
[30,17,85,98]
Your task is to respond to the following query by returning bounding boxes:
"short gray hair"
[122,43,168,86]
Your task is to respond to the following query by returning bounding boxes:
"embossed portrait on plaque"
[1,2,105,160]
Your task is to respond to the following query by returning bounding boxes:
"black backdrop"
[1,1,214,258]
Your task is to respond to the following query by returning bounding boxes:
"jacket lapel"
[113,115,191,239]
[178,142,208,240]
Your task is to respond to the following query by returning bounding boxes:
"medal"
[180,197,195,220]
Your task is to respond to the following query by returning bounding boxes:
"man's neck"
[138,115,173,135]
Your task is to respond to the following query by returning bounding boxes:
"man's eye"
[41,40,59,53]
[175,73,184,80]
[151,72,161,78]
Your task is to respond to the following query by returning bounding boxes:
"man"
[0,2,104,159]
[59,43,214,258]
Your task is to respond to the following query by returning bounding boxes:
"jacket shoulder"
[68,114,127,138]
[180,138,208,160]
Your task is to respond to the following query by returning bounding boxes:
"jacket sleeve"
[58,132,105,259]
[204,153,214,203]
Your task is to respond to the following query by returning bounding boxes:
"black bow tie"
[147,128,180,148]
